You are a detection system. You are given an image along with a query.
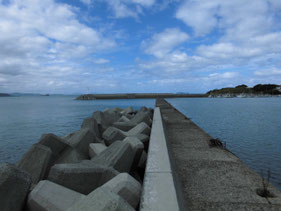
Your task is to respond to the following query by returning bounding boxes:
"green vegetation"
[207,84,281,97]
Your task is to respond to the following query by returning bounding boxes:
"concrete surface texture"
[156,98,281,211]
[0,163,32,211]
[101,173,142,208]
[27,180,85,211]
[67,187,134,211]
[17,143,53,184]
[48,163,119,194]
[140,107,180,211]
[89,143,107,158]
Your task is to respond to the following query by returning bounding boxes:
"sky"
[0,0,281,94]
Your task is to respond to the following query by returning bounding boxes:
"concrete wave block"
[123,137,144,170]
[91,141,135,173]
[134,134,149,152]
[127,122,151,136]
[89,143,107,158]
[48,163,119,194]
[65,128,96,157]
[102,127,126,145]
[39,134,69,158]
[138,151,147,169]
[18,144,53,184]
[61,131,76,141]
[101,173,141,209]
[103,110,122,125]
[117,115,130,122]
[26,180,85,211]
[67,187,134,211]
[81,117,101,138]
[120,106,133,115]
[0,163,32,211]
[113,111,151,131]
[55,148,87,164]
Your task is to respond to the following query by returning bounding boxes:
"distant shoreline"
[76,93,208,100]
[0,93,10,97]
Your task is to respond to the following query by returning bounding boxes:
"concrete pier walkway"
[155,98,281,210]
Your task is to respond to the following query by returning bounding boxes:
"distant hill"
[207,84,281,97]
[0,93,11,97]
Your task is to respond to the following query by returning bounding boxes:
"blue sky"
[0,0,281,94]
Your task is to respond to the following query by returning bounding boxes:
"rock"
[101,173,141,209]
[26,180,85,211]
[127,122,151,136]
[48,163,119,194]
[39,133,69,158]
[91,141,135,173]
[102,127,126,146]
[89,143,107,158]
[0,163,32,211]
[123,137,144,170]
[67,187,134,211]
[17,144,53,184]
[81,117,101,138]
[65,128,96,157]
[55,148,87,164]
[92,110,120,133]
[113,111,151,131]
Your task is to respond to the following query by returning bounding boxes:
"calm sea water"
[0,96,280,190]
[0,96,155,163]
[167,98,281,190]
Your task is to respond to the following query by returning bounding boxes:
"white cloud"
[92,58,110,64]
[106,0,156,18]
[254,69,281,76]
[0,0,116,93]
[80,0,92,5]
[142,28,189,58]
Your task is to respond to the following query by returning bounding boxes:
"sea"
[0,96,280,190]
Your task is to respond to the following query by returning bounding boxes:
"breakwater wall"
[151,98,281,210]
[0,106,153,210]
[76,93,207,100]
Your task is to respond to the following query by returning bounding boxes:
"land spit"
[76,93,207,100]
[0,106,153,211]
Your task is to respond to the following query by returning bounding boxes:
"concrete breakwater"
[155,98,281,210]
[0,106,153,211]
[76,93,207,100]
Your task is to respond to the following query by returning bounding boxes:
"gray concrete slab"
[17,144,53,184]
[101,173,142,208]
[67,187,134,211]
[141,172,179,211]
[0,163,32,211]
[157,98,281,210]
[27,180,85,211]
[89,143,107,158]
[48,163,119,194]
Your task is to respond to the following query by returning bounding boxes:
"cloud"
[254,69,281,76]
[92,58,110,64]
[106,0,156,18]
[142,28,189,58]
[80,0,92,5]
[0,0,116,93]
